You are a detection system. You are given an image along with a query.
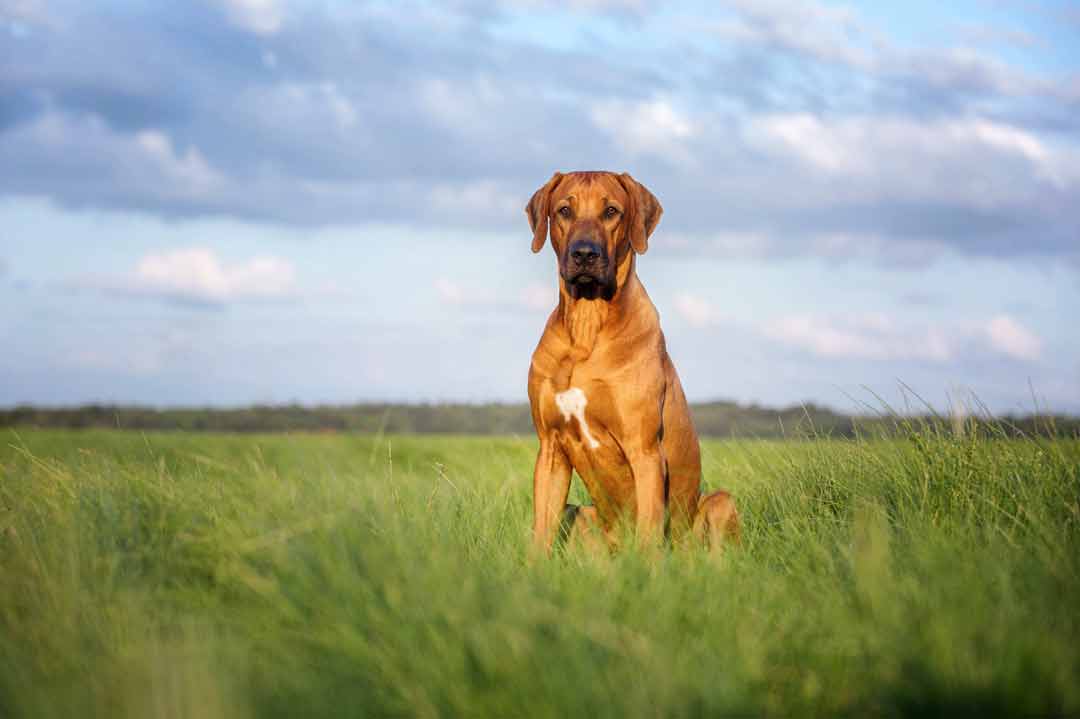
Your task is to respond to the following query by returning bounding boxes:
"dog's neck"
[562,297,608,359]
[559,253,635,360]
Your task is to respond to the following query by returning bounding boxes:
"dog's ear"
[617,173,663,254]
[525,172,563,253]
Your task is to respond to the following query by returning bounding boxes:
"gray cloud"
[1,0,1078,268]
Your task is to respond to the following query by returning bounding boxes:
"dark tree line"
[1,402,1076,439]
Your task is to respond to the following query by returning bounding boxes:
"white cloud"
[135,130,225,194]
[126,247,297,304]
[984,314,1042,361]
[713,0,873,69]
[320,84,359,130]
[590,97,696,163]
[219,0,283,36]
[761,312,1043,363]
[763,313,955,361]
[744,113,1076,199]
[708,1,1039,97]
[895,45,1035,97]
[749,114,856,173]
[418,75,506,134]
[750,113,1055,175]
[252,82,359,132]
[673,292,723,328]
[436,278,555,313]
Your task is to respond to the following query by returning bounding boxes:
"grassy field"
[1,427,1078,717]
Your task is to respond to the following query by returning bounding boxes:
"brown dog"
[525,171,739,553]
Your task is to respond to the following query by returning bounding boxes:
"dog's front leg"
[627,439,667,546]
[532,439,572,555]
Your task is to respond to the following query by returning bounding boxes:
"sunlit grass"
[1,427,1078,717]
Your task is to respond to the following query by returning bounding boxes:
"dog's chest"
[537,369,615,453]
[552,387,601,449]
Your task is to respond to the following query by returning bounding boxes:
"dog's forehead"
[553,172,627,206]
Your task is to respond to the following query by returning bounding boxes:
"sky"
[1,0,1078,413]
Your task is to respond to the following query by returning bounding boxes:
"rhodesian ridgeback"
[526,171,740,553]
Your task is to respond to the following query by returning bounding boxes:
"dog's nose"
[570,241,602,267]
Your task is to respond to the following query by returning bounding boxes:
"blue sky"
[1,0,1078,413]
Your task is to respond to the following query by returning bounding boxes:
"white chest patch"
[555,387,601,449]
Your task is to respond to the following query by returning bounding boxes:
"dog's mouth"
[564,272,613,300]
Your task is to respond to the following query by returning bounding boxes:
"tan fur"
[525,171,740,553]
[563,293,608,358]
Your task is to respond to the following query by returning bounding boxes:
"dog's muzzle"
[562,239,612,300]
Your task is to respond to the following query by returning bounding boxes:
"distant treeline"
[1,402,1077,439]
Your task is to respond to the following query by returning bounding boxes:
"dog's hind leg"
[692,491,740,549]
[559,504,609,555]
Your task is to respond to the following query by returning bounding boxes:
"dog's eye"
[558,206,572,218]
[604,206,619,218]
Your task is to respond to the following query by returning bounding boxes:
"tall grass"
[1,427,1078,717]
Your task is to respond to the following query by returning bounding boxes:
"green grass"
[1,427,1078,717]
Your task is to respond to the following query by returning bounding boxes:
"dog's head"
[526,171,662,301]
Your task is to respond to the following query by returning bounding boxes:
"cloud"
[956,23,1040,50]
[428,179,522,221]
[761,312,1043,363]
[670,290,1044,365]
[218,0,283,36]
[435,277,555,313]
[435,277,498,307]
[90,247,298,306]
[705,0,1041,102]
[1,0,52,28]
[724,112,1078,263]
[502,0,648,11]
[134,129,225,192]
[1,0,1079,270]
[984,314,1042,361]
[763,313,954,361]
[417,75,506,135]
[0,112,227,214]
[247,81,360,134]
[653,230,952,268]
[590,97,697,163]
[748,114,854,173]
[709,0,873,70]
[673,292,725,328]
[746,113,1069,190]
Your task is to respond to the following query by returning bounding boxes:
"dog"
[525,171,739,553]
